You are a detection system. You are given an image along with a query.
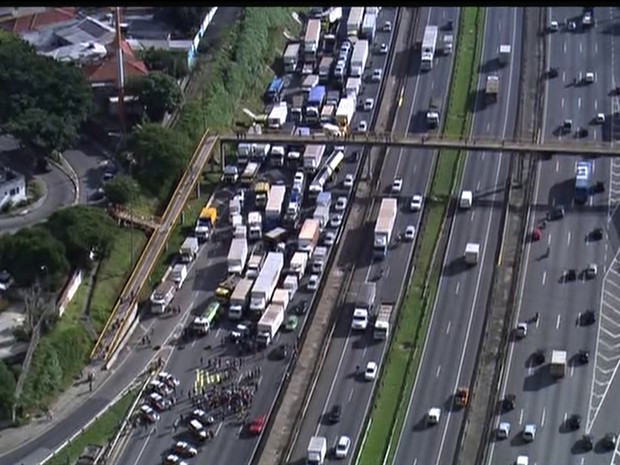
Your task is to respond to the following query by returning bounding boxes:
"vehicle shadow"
[522,365,558,391]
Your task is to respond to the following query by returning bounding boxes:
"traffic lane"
[63,144,107,204]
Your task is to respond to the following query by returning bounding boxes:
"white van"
[459,190,473,209]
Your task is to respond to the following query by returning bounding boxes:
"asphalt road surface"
[392,8,521,465]
[117,8,399,465]
[287,6,459,465]
[487,7,619,465]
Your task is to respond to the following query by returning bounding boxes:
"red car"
[249,415,267,435]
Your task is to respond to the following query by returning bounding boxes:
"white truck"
[228,278,254,320]
[443,34,454,55]
[311,246,328,274]
[374,304,393,340]
[303,145,326,172]
[498,44,511,67]
[345,77,362,100]
[318,56,333,83]
[267,103,288,129]
[150,280,176,314]
[347,7,365,36]
[309,169,330,198]
[283,42,301,73]
[227,238,248,275]
[349,40,369,77]
[464,242,480,266]
[272,288,290,310]
[265,185,287,229]
[170,264,188,287]
[283,275,299,298]
[179,237,199,263]
[320,104,335,124]
[460,190,473,209]
[307,436,327,465]
[304,19,321,61]
[361,12,377,41]
[335,97,356,129]
[249,252,284,316]
[421,25,439,71]
[485,75,499,104]
[351,282,376,330]
[373,198,398,259]
[550,350,567,378]
[313,205,330,230]
[426,97,442,128]
[298,219,321,254]
[248,211,263,241]
[256,303,285,347]
[290,251,309,279]
[245,250,265,279]
[229,196,242,221]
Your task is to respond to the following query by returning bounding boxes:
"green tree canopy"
[140,48,189,79]
[0,226,69,288]
[129,123,192,197]
[103,174,140,205]
[20,338,63,409]
[128,72,182,122]
[0,31,92,153]
[0,360,15,419]
[47,206,116,269]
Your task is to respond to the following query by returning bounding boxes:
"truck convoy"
[227,238,249,275]
[179,237,199,263]
[347,7,365,36]
[249,251,284,316]
[373,198,398,259]
[228,277,254,320]
[256,302,285,347]
[464,242,480,266]
[550,350,567,378]
[485,75,500,104]
[374,304,393,340]
[349,40,369,77]
[194,206,217,241]
[421,25,439,71]
[307,436,327,465]
[351,282,377,330]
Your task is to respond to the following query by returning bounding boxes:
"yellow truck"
[194,206,217,241]
[215,274,241,302]
[254,181,271,209]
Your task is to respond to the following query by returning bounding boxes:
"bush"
[140,48,189,79]
[20,338,63,410]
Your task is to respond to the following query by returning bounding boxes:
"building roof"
[126,38,192,53]
[53,16,115,46]
[83,39,148,85]
[0,7,77,34]
[44,41,108,64]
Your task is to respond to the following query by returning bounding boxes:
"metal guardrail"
[90,130,214,364]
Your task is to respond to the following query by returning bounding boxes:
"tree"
[47,206,116,269]
[20,338,63,409]
[0,31,92,153]
[103,175,140,205]
[0,226,69,288]
[129,123,192,197]
[140,48,189,79]
[0,360,15,420]
[154,7,210,36]
[128,72,182,122]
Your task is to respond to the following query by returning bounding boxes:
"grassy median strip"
[45,388,137,465]
[357,8,485,465]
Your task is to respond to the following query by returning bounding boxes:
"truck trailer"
[179,237,199,263]
[485,75,499,104]
[361,12,377,40]
[227,238,249,275]
[267,103,288,129]
[349,40,369,77]
[306,86,327,124]
[307,436,327,465]
[304,19,321,61]
[265,185,287,229]
[290,251,309,279]
[303,145,326,172]
[347,7,365,36]
[373,198,398,259]
[550,350,567,378]
[283,42,301,73]
[374,304,394,340]
[249,252,284,316]
[351,282,377,330]
[194,206,217,241]
[228,278,254,320]
[421,25,439,71]
[298,219,321,254]
[335,97,356,129]
[256,303,285,346]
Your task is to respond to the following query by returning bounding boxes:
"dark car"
[565,269,577,282]
[582,434,594,451]
[548,206,565,220]
[36,157,51,173]
[502,394,516,412]
[580,310,596,326]
[533,349,546,366]
[602,433,617,450]
[576,127,589,138]
[562,119,573,133]
[329,404,342,423]
[295,301,308,315]
[589,228,604,241]
[578,350,590,364]
[351,151,360,163]
[593,181,605,193]
[568,414,581,430]
[547,67,558,79]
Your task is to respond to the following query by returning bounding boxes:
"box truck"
[179,237,199,263]
[228,278,254,320]
[256,303,285,347]
[373,198,398,259]
[298,219,321,254]
[249,252,284,316]
[227,238,249,275]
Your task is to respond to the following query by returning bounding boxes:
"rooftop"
[82,39,148,85]
[0,7,76,34]
[43,41,107,64]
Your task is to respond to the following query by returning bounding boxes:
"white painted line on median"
[455,282,460,295]
[446,321,452,334]
[519,409,524,425]
[556,313,561,329]
[471,211,476,222]
[541,408,546,427]
[548,233,552,245]
[542,271,547,286]
[436,365,442,378]
[567,231,572,246]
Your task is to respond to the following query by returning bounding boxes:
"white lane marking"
[593,129,597,140]
[567,231,572,245]
[578,98,582,109]
[486,122,491,132]
[555,160,560,172]
[471,211,476,222]
[476,180,481,190]
[563,41,567,54]
[595,100,598,111]
[349,387,354,402]
[556,313,561,329]
[519,409,524,425]
[455,282,460,295]
[542,271,547,286]
[436,365,442,378]
[547,233,552,245]
[595,42,598,54]
[541,408,547,427]
[362,347,367,357]
[562,71,566,82]
[446,321,452,334]
[570,364,575,378]
[561,97,565,109]
[579,42,583,53]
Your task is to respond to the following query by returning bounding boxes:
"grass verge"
[357,8,485,465]
[45,388,137,465]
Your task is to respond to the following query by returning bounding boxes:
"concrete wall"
[57,269,83,317]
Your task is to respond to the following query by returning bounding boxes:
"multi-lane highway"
[287,6,459,464]
[489,7,618,465]
[392,7,521,465]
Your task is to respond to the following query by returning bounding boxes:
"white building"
[0,167,26,209]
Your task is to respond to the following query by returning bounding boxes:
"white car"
[549,20,559,31]
[364,98,374,111]
[358,120,368,132]
[140,404,160,423]
[379,43,389,54]
[568,21,576,31]
[427,407,441,425]
[585,72,595,83]
[294,171,305,185]
[343,174,354,188]
[164,454,188,465]
[515,322,528,338]
[585,263,597,279]
[173,441,198,457]
[158,371,180,387]
[330,213,343,228]
[596,113,606,124]
[372,69,383,82]
[410,194,423,211]
[148,379,172,396]
[364,361,378,380]
[497,421,511,439]
[383,21,392,32]
[323,230,336,246]
[307,274,320,291]
[522,423,536,442]
[392,177,403,193]
[516,455,529,465]
[404,225,416,241]
[188,418,208,440]
[335,435,351,459]
[335,196,347,212]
